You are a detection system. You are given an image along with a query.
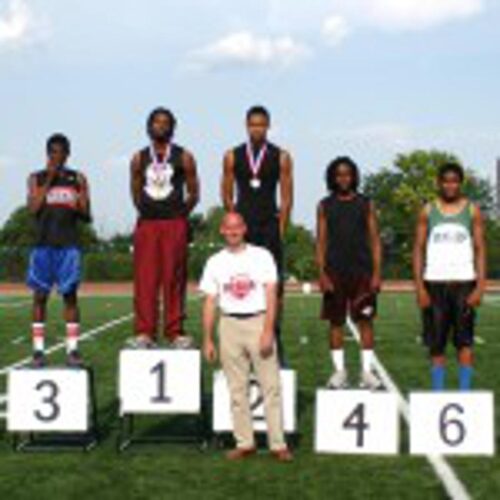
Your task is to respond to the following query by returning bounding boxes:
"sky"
[1,0,499,235]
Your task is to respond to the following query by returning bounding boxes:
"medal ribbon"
[246,142,267,179]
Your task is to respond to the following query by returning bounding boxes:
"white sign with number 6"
[315,389,400,455]
[119,349,201,415]
[7,368,89,432]
[409,391,495,456]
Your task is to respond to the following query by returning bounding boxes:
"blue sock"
[431,365,445,391]
[459,365,473,391]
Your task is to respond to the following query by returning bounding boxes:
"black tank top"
[322,193,373,276]
[137,144,187,220]
[33,167,84,247]
[234,142,281,224]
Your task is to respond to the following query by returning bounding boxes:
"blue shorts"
[27,246,82,295]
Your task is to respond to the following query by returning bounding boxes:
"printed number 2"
[150,361,171,403]
[34,380,60,422]
[343,403,370,447]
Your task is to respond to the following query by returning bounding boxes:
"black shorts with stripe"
[422,281,476,356]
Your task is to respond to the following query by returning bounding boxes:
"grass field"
[0,292,499,500]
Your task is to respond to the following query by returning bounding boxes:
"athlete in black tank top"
[316,156,383,390]
[27,134,92,368]
[222,106,294,366]
[130,107,199,349]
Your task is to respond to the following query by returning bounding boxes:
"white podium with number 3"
[409,391,495,456]
[315,389,399,455]
[8,368,89,432]
[119,349,201,415]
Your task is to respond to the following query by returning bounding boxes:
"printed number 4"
[343,403,370,447]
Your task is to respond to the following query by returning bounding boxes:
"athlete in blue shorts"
[27,134,92,367]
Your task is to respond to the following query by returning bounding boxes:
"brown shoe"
[226,447,257,461]
[271,448,294,462]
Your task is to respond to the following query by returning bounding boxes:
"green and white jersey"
[424,200,476,282]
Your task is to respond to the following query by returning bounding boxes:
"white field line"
[346,318,471,500]
[0,300,31,309]
[0,313,133,377]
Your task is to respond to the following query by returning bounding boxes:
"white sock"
[362,350,374,372]
[66,323,80,353]
[32,322,45,352]
[331,350,345,372]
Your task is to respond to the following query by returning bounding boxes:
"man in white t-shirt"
[200,212,292,462]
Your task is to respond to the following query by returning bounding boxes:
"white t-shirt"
[199,244,277,315]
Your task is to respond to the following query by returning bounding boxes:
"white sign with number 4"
[119,349,201,415]
[315,389,400,455]
[8,368,89,432]
[409,391,495,456]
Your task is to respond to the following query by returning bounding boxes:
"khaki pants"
[219,314,286,451]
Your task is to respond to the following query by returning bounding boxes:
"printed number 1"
[151,361,171,403]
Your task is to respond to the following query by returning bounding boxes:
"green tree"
[364,150,497,278]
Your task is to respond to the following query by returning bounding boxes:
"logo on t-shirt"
[223,274,256,300]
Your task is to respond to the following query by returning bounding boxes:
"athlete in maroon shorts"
[316,157,383,389]
[130,108,199,348]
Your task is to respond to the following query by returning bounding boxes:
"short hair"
[46,133,70,155]
[147,107,177,133]
[438,162,465,183]
[246,105,270,123]
[325,156,360,193]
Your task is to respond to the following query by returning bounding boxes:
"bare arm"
[279,150,293,237]
[27,169,57,214]
[182,149,200,214]
[130,152,143,211]
[221,150,235,211]
[412,206,430,308]
[202,294,218,363]
[76,172,91,221]
[260,282,277,357]
[316,201,333,292]
[367,201,382,291]
[467,204,487,306]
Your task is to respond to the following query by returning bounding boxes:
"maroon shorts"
[321,273,377,326]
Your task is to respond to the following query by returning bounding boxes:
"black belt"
[223,311,265,320]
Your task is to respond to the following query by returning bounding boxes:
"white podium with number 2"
[119,350,201,415]
[213,369,296,433]
[315,389,399,455]
[410,391,495,456]
[8,368,89,432]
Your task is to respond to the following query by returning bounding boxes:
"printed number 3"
[34,380,60,422]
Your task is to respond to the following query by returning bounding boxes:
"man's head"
[325,156,360,195]
[46,133,70,168]
[220,212,247,248]
[437,162,465,202]
[147,107,177,143]
[246,105,270,145]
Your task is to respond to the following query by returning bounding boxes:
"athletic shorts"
[422,281,476,356]
[26,246,82,296]
[245,217,283,282]
[321,273,377,326]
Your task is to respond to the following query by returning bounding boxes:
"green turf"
[0,293,498,499]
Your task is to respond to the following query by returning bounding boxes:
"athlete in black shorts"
[222,106,293,367]
[316,157,382,389]
[413,162,486,390]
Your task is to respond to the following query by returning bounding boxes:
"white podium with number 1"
[119,349,201,415]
